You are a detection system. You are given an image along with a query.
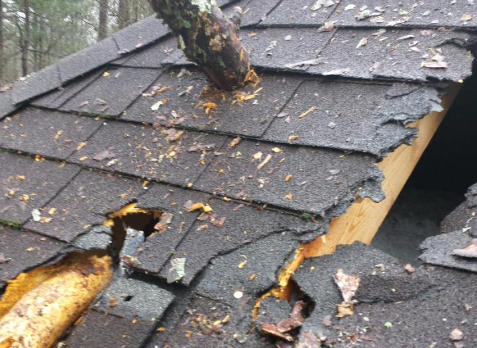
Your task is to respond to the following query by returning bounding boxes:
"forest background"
[0,0,153,85]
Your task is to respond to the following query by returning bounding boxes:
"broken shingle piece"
[0,108,102,160]
[262,80,437,156]
[165,196,322,285]
[130,184,212,275]
[95,277,175,321]
[420,230,477,273]
[195,232,300,304]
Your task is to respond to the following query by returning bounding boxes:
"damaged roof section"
[0,0,476,346]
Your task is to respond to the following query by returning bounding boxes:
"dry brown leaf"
[449,328,464,341]
[336,301,354,318]
[260,323,294,342]
[229,137,241,147]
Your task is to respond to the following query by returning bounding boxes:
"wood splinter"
[0,253,113,348]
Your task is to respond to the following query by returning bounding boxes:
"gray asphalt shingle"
[61,67,161,117]
[69,121,228,186]
[0,226,66,285]
[12,65,62,104]
[124,69,301,137]
[24,169,142,242]
[195,138,383,215]
[0,152,80,225]
[0,108,102,160]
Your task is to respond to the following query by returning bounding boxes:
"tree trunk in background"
[149,0,251,91]
[21,0,30,76]
[98,0,108,41]
[118,0,130,29]
[0,0,4,82]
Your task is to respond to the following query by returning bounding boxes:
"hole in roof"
[372,61,477,266]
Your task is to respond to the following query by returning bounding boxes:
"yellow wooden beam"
[303,84,461,258]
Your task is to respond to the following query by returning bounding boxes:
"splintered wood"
[0,253,112,348]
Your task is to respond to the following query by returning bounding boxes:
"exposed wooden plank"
[303,84,461,258]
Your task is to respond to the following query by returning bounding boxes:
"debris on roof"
[0,0,476,346]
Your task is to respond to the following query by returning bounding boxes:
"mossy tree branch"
[149,0,251,91]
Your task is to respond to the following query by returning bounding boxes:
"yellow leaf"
[288,135,301,143]
[285,175,293,182]
[229,137,241,147]
[188,203,205,212]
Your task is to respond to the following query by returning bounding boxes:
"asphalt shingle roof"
[0,0,476,346]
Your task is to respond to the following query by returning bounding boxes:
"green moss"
[0,220,22,229]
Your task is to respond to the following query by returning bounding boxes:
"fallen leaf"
[164,128,184,142]
[253,152,263,161]
[288,135,301,143]
[318,21,335,32]
[384,321,393,328]
[209,215,226,228]
[188,203,204,212]
[238,256,247,269]
[452,240,477,258]
[167,258,186,283]
[404,263,416,273]
[449,328,464,341]
[31,209,41,222]
[188,143,216,152]
[336,301,354,318]
[272,147,282,153]
[285,175,293,182]
[151,100,164,111]
[334,269,360,303]
[229,137,241,147]
[260,323,293,342]
[461,14,474,22]
[311,0,334,11]
[285,193,294,200]
[93,149,116,161]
